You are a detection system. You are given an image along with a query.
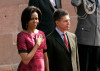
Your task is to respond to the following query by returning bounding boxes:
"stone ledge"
[0,63,19,71]
[0,66,12,71]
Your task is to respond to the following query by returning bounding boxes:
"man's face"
[56,15,70,32]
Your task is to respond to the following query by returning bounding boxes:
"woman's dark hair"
[53,9,69,22]
[21,6,42,30]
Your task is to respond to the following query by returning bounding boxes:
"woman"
[17,6,49,71]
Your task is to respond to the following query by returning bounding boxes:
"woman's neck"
[23,29,38,34]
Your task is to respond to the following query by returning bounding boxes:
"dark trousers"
[97,47,100,68]
[78,44,98,71]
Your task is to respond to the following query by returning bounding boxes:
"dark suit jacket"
[46,30,80,71]
[29,0,62,35]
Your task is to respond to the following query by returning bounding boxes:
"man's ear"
[55,20,59,26]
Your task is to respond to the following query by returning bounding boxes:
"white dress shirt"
[49,0,57,10]
[56,27,68,41]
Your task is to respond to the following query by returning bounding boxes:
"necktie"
[63,33,70,51]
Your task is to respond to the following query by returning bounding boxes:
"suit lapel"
[66,32,74,53]
[53,30,70,54]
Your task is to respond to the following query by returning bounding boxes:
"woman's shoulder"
[17,31,27,38]
[38,30,46,38]
[38,30,45,35]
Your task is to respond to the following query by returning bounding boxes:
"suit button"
[82,28,84,30]
[97,26,99,28]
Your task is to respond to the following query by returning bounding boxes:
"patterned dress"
[17,31,47,71]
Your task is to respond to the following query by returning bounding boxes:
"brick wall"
[0,0,77,71]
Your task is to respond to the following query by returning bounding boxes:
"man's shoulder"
[46,31,55,39]
[67,31,76,38]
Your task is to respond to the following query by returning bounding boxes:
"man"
[46,9,80,71]
[71,0,100,71]
[29,0,62,35]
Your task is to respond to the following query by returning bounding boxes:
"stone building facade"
[0,0,77,71]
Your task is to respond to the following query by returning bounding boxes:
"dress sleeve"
[41,31,47,53]
[17,33,28,54]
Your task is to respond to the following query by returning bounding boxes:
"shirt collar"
[56,27,67,34]
[56,27,63,36]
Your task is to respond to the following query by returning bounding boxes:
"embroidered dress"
[17,31,47,71]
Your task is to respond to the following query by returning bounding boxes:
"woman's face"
[27,12,39,30]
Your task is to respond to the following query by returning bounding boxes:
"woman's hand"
[35,34,44,46]
[20,34,44,65]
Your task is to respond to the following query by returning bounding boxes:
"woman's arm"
[44,52,49,71]
[19,44,39,65]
